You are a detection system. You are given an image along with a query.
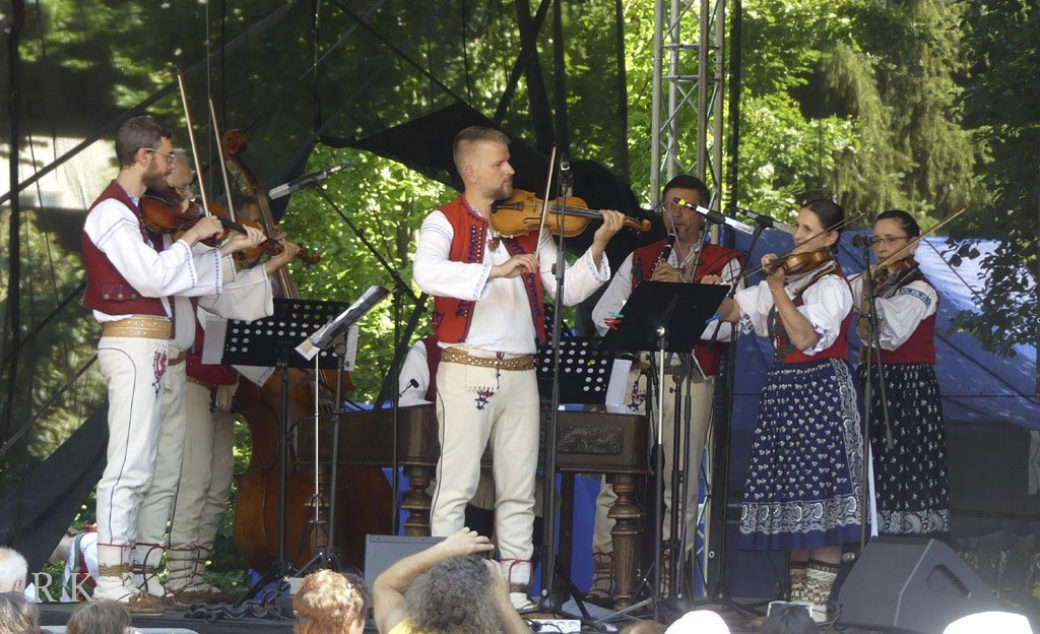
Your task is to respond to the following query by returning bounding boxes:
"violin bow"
[849,204,969,283]
[175,69,214,220]
[533,145,557,262]
[743,209,865,280]
[208,98,237,222]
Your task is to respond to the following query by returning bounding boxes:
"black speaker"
[837,537,1002,634]
[363,534,445,587]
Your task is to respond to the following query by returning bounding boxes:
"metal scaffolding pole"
[649,0,727,597]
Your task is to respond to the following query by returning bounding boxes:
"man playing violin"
[82,116,270,609]
[588,174,742,604]
[854,210,949,538]
[133,152,300,601]
[160,193,301,600]
[705,199,862,622]
[412,125,626,611]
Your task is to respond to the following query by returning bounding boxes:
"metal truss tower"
[650,0,726,211]
[649,0,727,596]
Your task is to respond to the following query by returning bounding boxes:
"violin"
[490,188,651,238]
[139,186,197,235]
[765,248,834,276]
[870,256,919,299]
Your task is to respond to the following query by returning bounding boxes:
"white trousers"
[169,381,236,549]
[593,370,714,553]
[136,358,187,547]
[430,356,539,561]
[95,336,169,547]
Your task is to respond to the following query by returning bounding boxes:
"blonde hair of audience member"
[66,599,132,634]
[293,569,368,634]
[0,592,39,634]
[619,619,668,634]
[0,548,27,593]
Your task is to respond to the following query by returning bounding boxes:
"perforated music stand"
[535,337,613,404]
[600,281,728,620]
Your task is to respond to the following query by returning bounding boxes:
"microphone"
[398,378,420,398]
[558,158,575,197]
[851,234,880,248]
[268,161,352,200]
[731,205,795,235]
[673,198,755,235]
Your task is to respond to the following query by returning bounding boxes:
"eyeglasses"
[872,235,909,245]
[144,148,177,163]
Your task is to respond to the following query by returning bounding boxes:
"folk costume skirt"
[740,358,864,551]
[859,361,950,536]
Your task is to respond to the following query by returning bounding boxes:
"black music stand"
[220,297,350,605]
[535,337,614,405]
[601,281,728,622]
[294,285,390,576]
[531,337,615,622]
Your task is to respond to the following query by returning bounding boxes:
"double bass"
[224,131,393,571]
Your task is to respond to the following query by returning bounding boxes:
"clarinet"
[651,234,677,279]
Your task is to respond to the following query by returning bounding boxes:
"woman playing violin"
[704,199,862,622]
[855,210,948,538]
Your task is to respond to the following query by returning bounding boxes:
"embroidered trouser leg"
[431,357,539,561]
[593,371,714,553]
[169,381,236,550]
[95,336,169,548]
[136,359,188,548]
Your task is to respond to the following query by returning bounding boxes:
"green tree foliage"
[953,0,1039,355]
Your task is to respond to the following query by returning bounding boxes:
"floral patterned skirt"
[740,358,864,551]
[859,361,950,537]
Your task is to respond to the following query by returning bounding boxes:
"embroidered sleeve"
[734,281,771,337]
[797,275,853,355]
[591,253,635,336]
[701,256,744,342]
[874,281,937,349]
[84,200,220,298]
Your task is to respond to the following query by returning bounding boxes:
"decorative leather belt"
[442,347,535,371]
[101,317,172,340]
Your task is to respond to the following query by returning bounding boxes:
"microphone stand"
[307,183,426,531]
[698,218,765,611]
[539,163,573,613]
[857,248,894,549]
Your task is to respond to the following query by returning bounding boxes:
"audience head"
[0,592,39,634]
[761,604,816,634]
[664,610,730,634]
[66,598,132,634]
[620,619,669,634]
[942,611,1033,634]
[293,569,368,634]
[405,556,502,634]
[0,548,28,593]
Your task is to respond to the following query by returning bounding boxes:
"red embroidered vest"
[630,240,742,376]
[81,181,166,317]
[422,336,442,401]
[770,271,853,364]
[430,196,547,345]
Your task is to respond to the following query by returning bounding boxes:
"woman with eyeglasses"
[855,209,950,538]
